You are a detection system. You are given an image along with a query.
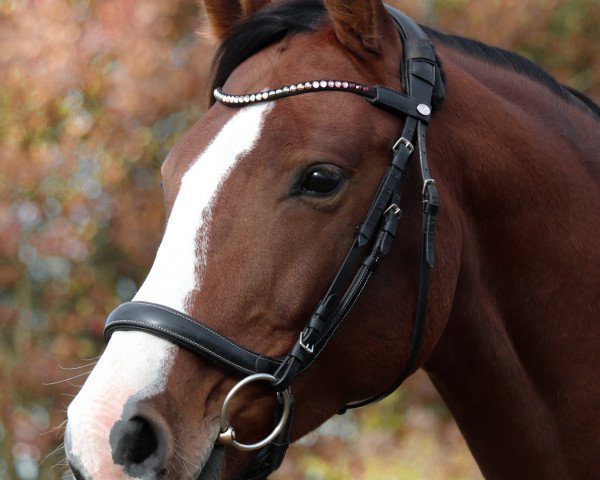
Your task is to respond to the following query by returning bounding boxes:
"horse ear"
[323,0,392,53]
[202,0,270,41]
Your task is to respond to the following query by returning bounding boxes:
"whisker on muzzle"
[42,370,95,386]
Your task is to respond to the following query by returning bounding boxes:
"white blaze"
[67,103,273,475]
[67,332,177,475]
[134,102,273,312]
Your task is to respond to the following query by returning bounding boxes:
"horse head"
[65,0,466,478]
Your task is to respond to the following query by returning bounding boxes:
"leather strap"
[234,392,295,480]
[339,7,441,412]
[271,133,415,391]
[365,85,431,122]
[104,301,283,376]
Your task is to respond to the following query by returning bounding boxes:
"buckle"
[299,332,314,354]
[422,178,436,198]
[384,203,402,217]
[392,137,414,154]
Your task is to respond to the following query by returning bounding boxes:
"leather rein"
[104,7,444,479]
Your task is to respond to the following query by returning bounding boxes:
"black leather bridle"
[104,6,444,479]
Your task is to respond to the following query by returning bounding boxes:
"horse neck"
[423,48,600,479]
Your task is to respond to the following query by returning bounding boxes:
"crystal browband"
[213,79,433,123]
[214,79,371,105]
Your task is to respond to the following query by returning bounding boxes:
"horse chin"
[66,428,224,480]
[170,422,224,480]
[195,445,224,480]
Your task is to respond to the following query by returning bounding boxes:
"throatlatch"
[104,5,444,479]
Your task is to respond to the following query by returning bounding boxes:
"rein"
[104,6,444,479]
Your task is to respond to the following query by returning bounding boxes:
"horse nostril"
[127,416,157,463]
[110,415,166,475]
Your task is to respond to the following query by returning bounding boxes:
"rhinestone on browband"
[214,80,372,106]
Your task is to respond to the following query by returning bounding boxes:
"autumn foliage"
[0,0,597,478]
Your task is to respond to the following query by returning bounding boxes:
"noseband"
[104,6,444,479]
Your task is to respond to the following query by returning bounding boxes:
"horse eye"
[299,166,345,196]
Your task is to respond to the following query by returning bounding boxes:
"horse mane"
[209,0,326,103]
[209,0,600,120]
[421,27,600,120]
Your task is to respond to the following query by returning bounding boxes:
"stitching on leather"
[301,270,372,373]
[375,87,424,118]
[107,319,256,374]
[128,301,280,366]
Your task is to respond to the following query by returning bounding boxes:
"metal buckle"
[218,373,292,451]
[422,178,436,197]
[392,137,414,154]
[384,203,402,217]
[299,332,314,354]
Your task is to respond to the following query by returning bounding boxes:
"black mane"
[210,0,600,119]
[421,27,600,119]
[210,0,326,100]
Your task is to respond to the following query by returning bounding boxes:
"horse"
[65,0,600,478]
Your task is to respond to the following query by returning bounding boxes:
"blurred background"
[0,0,598,478]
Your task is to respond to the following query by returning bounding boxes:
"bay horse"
[65,0,600,479]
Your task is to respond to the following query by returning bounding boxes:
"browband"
[214,80,433,123]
